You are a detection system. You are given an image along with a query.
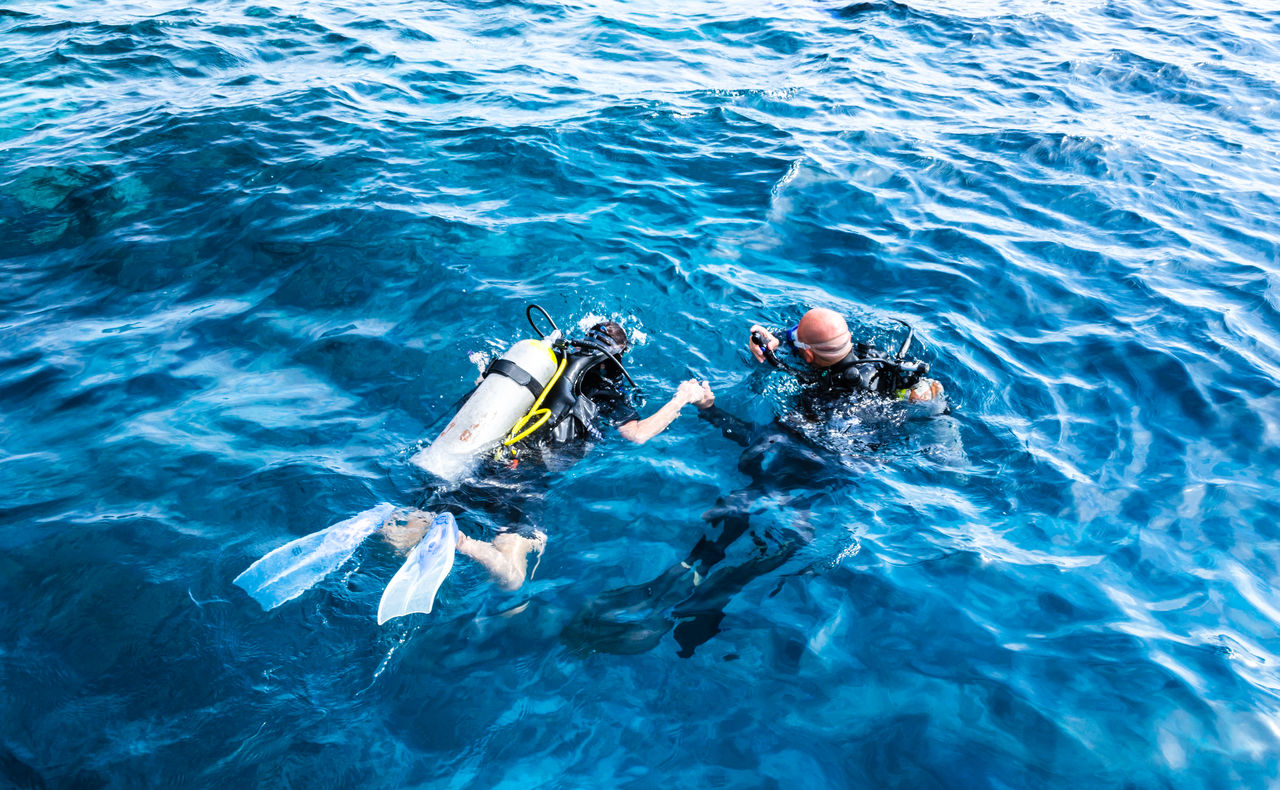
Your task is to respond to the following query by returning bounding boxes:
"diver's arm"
[695,404,753,447]
[618,380,714,444]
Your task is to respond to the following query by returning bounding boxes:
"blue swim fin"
[234,502,395,610]
[377,512,458,624]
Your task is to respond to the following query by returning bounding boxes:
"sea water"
[2,0,1279,786]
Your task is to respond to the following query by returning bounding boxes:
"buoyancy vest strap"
[486,358,546,400]
[544,350,609,427]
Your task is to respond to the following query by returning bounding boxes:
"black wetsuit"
[540,359,638,445]
[567,342,930,658]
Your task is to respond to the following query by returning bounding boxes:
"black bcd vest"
[537,349,622,444]
[818,344,922,398]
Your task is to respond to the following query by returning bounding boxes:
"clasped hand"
[677,379,715,409]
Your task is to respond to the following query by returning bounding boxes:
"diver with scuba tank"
[233,306,715,624]
[388,311,712,601]
[413,311,713,484]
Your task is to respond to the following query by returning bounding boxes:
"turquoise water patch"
[2,0,1279,787]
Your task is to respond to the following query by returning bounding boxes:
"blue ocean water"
[3,0,1280,786]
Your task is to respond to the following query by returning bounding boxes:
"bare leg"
[457,530,546,590]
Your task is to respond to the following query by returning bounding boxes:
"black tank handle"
[526,304,560,339]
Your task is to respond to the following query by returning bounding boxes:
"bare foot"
[381,509,433,553]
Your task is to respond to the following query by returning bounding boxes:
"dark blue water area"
[3,0,1280,786]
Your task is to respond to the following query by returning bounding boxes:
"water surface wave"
[3,0,1280,787]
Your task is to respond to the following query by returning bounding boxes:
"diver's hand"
[690,381,714,409]
[676,379,706,406]
[675,380,714,409]
[747,325,779,363]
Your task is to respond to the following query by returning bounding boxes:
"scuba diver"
[234,308,715,624]
[389,318,713,595]
[566,307,945,657]
[747,307,945,407]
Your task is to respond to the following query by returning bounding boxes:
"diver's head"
[794,308,852,367]
[587,320,629,356]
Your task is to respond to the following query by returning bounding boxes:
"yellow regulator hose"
[503,351,567,447]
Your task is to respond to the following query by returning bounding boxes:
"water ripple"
[4,0,1280,787]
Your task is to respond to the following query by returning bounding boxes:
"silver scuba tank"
[411,338,559,483]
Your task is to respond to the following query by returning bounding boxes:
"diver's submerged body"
[566,402,832,657]
[568,308,947,657]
